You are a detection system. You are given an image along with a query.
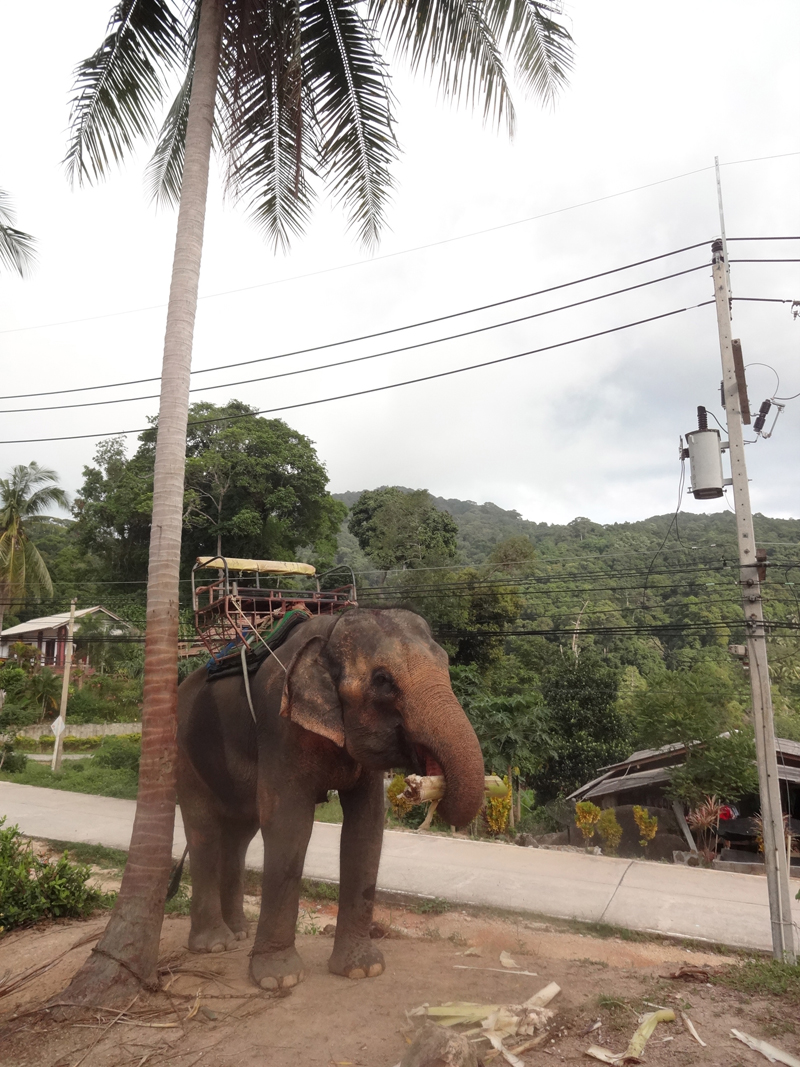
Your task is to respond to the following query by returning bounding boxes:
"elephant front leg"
[329,771,386,980]
[249,795,315,990]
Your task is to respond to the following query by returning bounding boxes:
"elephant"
[176,607,485,990]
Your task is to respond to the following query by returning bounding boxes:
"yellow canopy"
[195,556,316,577]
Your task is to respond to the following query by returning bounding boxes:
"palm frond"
[145,65,194,206]
[302,0,397,247]
[145,1,204,207]
[369,0,513,133]
[21,485,70,517]
[0,189,37,278]
[21,539,54,600]
[65,0,188,186]
[499,0,573,105]
[219,0,315,249]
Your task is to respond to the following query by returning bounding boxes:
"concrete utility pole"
[51,599,76,773]
[711,238,796,962]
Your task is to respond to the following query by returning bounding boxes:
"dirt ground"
[1,877,798,1067]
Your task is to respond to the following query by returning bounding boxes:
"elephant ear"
[279,634,345,747]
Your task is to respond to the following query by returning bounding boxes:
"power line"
[0,302,714,445]
[0,264,710,416]
[0,248,712,402]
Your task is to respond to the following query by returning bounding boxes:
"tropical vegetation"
[0,463,68,636]
[7,471,799,818]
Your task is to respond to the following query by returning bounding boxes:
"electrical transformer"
[686,427,724,499]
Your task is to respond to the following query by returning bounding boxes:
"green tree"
[629,663,758,807]
[0,464,69,636]
[65,0,572,1004]
[533,653,627,802]
[349,487,459,576]
[75,406,346,582]
[394,535,532,667]
[0,189,36,278]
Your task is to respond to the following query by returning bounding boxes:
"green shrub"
[0,817,110,932]
[597,808,623,854]
[0,750,28,773]
[94,735,141,772]
[66,689,114,723]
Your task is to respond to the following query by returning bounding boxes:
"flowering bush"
[575,801,601,843]
[633,805,659,852]
[485,776,512,835]
[597,808,623,854]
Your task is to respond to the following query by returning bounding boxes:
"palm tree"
[0,463,69,637]
[59,0,573,1005]
[0,189,37,278]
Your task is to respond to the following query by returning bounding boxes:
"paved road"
[3,780,799,954]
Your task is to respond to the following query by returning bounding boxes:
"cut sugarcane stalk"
[402,775,507,805]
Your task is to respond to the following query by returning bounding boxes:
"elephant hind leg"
[219,819,258,940]
[179,754,245,954]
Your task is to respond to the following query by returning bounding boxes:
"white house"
[0,605,128,671]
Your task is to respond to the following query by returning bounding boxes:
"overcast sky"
[2,1,799,528]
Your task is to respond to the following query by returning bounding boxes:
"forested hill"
[331,489,800,566]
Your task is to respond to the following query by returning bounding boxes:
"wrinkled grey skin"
[177,608,485,989]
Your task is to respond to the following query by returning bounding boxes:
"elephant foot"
[223,918,250,941]
[249,947,306,990]
[188,920,239,954]
[328,939,385,980]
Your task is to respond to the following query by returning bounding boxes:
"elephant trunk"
[405,673,485,829]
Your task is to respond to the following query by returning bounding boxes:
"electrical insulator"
[753,399,772,434]
[685,406,724,499]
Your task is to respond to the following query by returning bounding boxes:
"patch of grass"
[315,795,344,823]
[412,896,450,915]
[45,840,129,871]
[577,920,651,943]
[300,877,339,903]
[0,757,138,799]
[164,885,192,916]
[714,958,800,1004]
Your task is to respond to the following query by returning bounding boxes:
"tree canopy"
[349,487,459,573]
[73,403,346,583]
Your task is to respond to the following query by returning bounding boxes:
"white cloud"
[1,0,798,526]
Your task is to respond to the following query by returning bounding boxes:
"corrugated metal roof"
[581,766,673,800]
[1,606,124,637]
[575,760,800,801]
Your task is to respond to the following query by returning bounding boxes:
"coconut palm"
[0,463,69,637]
[0,189,37,278]
[60,0,572,1005]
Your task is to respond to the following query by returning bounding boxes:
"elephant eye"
[371,669,395,693]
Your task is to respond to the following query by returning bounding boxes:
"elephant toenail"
[367,964,383,977]
[260,977,278,989]
[282,975,297,988]
[348,968,366,980]
[211,943,225,954]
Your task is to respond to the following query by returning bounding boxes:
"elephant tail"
[166,844,189,901]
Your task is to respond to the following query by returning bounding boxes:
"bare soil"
[1,882,797,1066]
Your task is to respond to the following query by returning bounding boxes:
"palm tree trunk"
[56,0,224,1007]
